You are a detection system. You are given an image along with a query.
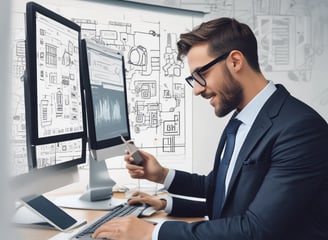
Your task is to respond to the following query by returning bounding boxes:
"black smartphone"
[21,195,85,231]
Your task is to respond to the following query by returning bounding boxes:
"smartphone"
[120,135,144,166]
[20,194,86,232]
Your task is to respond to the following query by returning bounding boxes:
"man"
[93,17,328,240]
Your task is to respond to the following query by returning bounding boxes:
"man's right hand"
[124,150,168,184]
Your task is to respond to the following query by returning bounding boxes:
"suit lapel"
[209,84,290,217]
[226,114,272,197]
[224,84,290,205]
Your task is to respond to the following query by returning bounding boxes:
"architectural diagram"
[10,0,328,175]
[10,0,193,174]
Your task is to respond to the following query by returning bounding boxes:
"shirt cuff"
[162,195,173,214]
[163,169,175,189]
[160,169,174,215]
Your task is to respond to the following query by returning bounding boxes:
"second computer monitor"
[81,39,131,161]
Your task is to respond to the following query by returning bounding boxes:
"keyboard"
[70,203,154,240]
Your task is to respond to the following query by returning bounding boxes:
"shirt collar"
[235,80,276,126]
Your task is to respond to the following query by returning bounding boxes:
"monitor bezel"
[81,39,131,153]
[24,1,87,168]
[25,1,86,145]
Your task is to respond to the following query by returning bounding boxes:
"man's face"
[187,43,243,117]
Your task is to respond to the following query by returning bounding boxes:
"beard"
[214,65,243,117]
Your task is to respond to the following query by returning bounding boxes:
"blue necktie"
[212,118,242,218]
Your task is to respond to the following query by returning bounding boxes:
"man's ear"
[228,50,243,72]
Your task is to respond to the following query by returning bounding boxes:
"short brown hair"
[177,17,261,72]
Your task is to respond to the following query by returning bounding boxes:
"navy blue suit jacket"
[159,85,328,240]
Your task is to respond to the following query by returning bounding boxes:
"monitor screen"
[12,2,87,202]
[81,39,130,161]
[24,1,86,170]
[34,12,83,140]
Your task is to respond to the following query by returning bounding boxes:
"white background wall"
[114,0,328,176]
[9,0,328,185]
[1,0,14,238]
[190,0,328,174]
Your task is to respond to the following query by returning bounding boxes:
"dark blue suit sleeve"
[159,218,246,240]
[169,197,207,217]
[168,170,214,198]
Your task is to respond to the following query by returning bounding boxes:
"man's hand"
[92,216,155,240]
[128,191,167,211]
[125,150,168,184]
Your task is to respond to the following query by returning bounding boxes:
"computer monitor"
[11,1,87,229]
[82,39,131,161]
[55,39,131,210]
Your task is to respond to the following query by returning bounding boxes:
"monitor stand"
[55,152,125,210]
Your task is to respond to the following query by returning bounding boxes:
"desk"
[14,182,206,239]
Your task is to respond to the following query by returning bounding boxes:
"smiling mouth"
[209,95,215,101]
[202,93,213,100]
[206,97,213,105]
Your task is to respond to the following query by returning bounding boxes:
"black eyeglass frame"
[185,52,230,88]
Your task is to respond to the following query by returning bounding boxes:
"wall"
[1,0,15,238]
[10,0,198,189]
[191,0,328,174]
[102,0,328,176]
[9,0,328,183]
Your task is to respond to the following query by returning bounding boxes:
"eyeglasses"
[185,52,230,88]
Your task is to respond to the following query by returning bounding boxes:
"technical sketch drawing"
[10,0,328,175]
[72,15,190,156]
[10,0,193,174]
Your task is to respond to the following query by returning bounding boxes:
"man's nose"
[193,82,205,96]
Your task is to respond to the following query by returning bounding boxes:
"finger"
[131,191,142,197]
[124,153,132,160]
[128,197,145,205]
[128,195,155,207]
[136,191,151,198]
[137,149,147,158]
[128,170,144,178]
[130,191,150,198]
[126,162,144,170]
[92,223,117,239]
[95,232,113,239]
[127,165,143,174]
[125,156,136,164]
[92,229,112,239]
[93,216,130,237]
